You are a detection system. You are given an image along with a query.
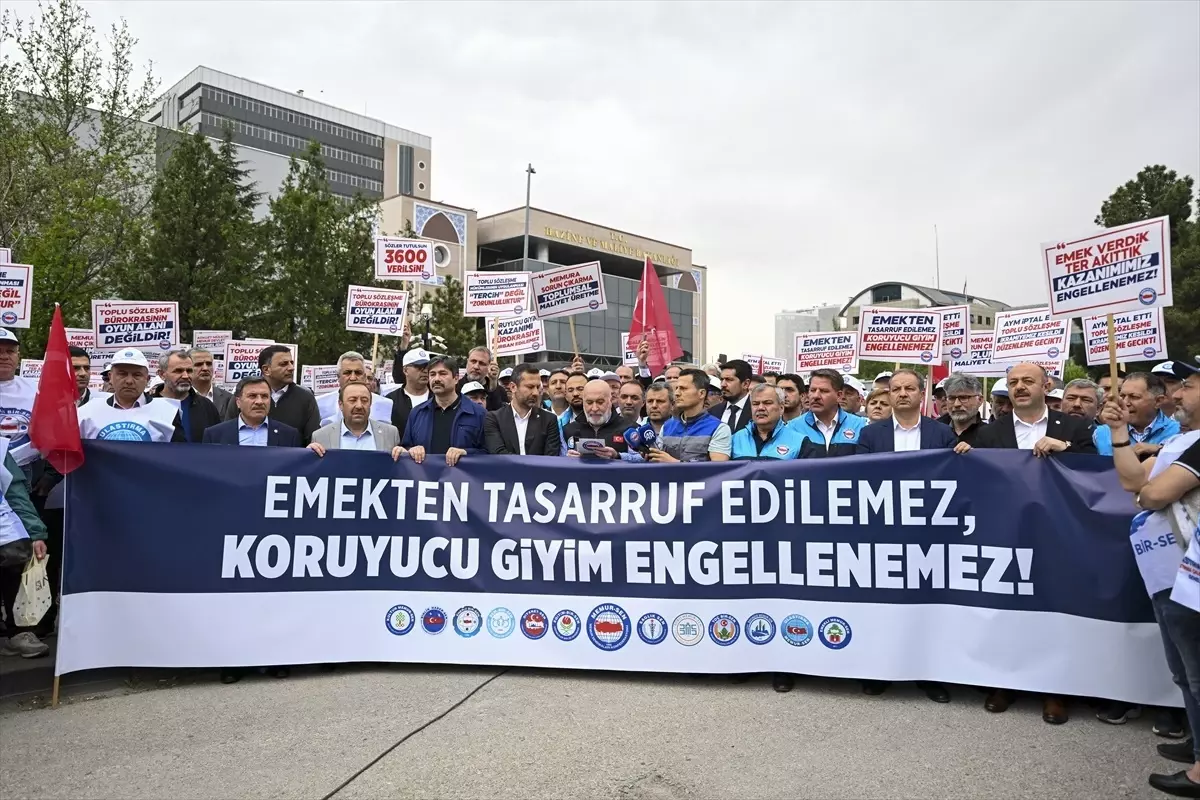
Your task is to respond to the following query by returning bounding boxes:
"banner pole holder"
[51,675,60,708]
[371,334,380,373]
[569,317,579,359]
[1106,313,1119,390]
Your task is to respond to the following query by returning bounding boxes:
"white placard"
[65,328,95,351]
[1083,309,1165,366]
[345,285,408,336]
[374,237,434,282]
[300,365,313,390]
[794,332,859,374]
[308,365,340,394]
[223,341,264,384]
[463,272,531,318]
[740,353,763,374]
[19,359,43,379]
[0,247,10,263]
[762,357,786,374]
[619,333,638,366]
[991,307,1070,363]
[949,332,1063,378]
[1042,216,1172,319]
[485,314,546,357]
[530,262,607,319]
[0,263,33,328]
[935,305,970,361]
[193,330,233,383]
[92,300,180,351]
[857,308,943,365]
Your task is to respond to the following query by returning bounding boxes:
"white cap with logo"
[0,329,19,344]
[842,375,866,398]
[499,367,514,380]
[585,368,603,379]
[402,348,431,367]
[110,348,149,370]
[461,381,487,395]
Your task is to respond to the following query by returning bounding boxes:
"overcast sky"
[15,1,1200,358]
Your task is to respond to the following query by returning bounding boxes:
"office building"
[476,208,706,365]
[147,66,431,211]
[774,305,842,363]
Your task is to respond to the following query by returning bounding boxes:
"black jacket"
[972,410,1098,453]
[224,382,321,446]
[152,386,222,443]
[938,413,987,447]
[484,404,563,456]
[562,413,630,454]
[708,397,752,433]
[387,387,425,440]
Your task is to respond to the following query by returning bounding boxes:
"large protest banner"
[794,332,858,374]
[949,332,1064,379]
[0,262,33,328]
[65,328,95,350]
[375,237,434,282]
[857,309,942,365]
[531,262,607,320]
[485,314,546,357]
[991,307,1070,363]
[1083,309,1165,366]
[59,444,1175,705]
[1041,217,1172,319]
[345,285,408,337]
[463,272,531,318]
[934,305,969,361]
[92,301,179,351]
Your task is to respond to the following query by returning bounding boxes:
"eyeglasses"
[946,394,980,404]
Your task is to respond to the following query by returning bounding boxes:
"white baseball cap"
[842,375,866,397]
[601,371,621,383]
[461,381,486,395]
[992,382,1009,397]
[1048,388,1064,399]
[874,371,893,381]
[586,368,603,378]
[499,367,514,380]
[402,348,431,367]
[538,368,550,377]
[110,348,149,369]
[0,329,19,344]
[1152,361,1178,377]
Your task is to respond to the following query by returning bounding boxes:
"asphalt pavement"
[0,663,1183,799]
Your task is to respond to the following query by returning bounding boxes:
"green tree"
[1095,165,1199,364]
[426,275,482,361]
[0,0,157,354]
[258,141,377,366]
[113,130,261,340]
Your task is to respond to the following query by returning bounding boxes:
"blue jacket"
[1093,410,1180,455]
[731,420,805,460]
[402,395,486,453]
[856,416,958,453]
[788,409,866,457]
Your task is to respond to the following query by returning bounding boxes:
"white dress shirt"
[815,414,838,445]
[893,416,922,452]
[512,405,532,456]
[1014,408,1049,450]
[271,383,288,404]
[340,422,377,451]
[723,397,745,429]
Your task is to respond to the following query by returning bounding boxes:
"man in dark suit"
[484,364,563,456]
[857,369,958,455]
[970,361,1097,725]
[854,368,956,705]
[709,358,753,433]
[222,345,320,445]
[202,376,302,447]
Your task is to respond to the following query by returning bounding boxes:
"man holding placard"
[1093,372,1180,457]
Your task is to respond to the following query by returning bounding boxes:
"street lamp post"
[522,163,536,268]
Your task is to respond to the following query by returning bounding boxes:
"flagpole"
[934,224,941,291]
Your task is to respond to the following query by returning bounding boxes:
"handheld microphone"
[624,426,643,453]
[636,423,658,457]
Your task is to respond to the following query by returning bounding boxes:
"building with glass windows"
[476,207,707,366]
[147,66,431,214]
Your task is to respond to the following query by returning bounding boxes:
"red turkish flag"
[627,257,683,376]
[30,305,83,473]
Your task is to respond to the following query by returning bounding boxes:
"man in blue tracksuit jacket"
[731,384,806,460]
[1092,372,1180,456]
[401,356,485,466]
[788,369,867,457]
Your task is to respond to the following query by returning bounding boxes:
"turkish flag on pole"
[627,257,683,376]
[30,304,84,473]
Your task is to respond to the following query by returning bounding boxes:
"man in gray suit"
[307,382,403,458]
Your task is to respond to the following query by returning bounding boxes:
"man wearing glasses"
[938,373,987,450]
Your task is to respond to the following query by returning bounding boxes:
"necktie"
[726,402,738,428]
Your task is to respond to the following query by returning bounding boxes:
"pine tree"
[259,141,377,366]
[113,129,261,340]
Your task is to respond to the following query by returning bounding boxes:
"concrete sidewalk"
[0,666,1181,799]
